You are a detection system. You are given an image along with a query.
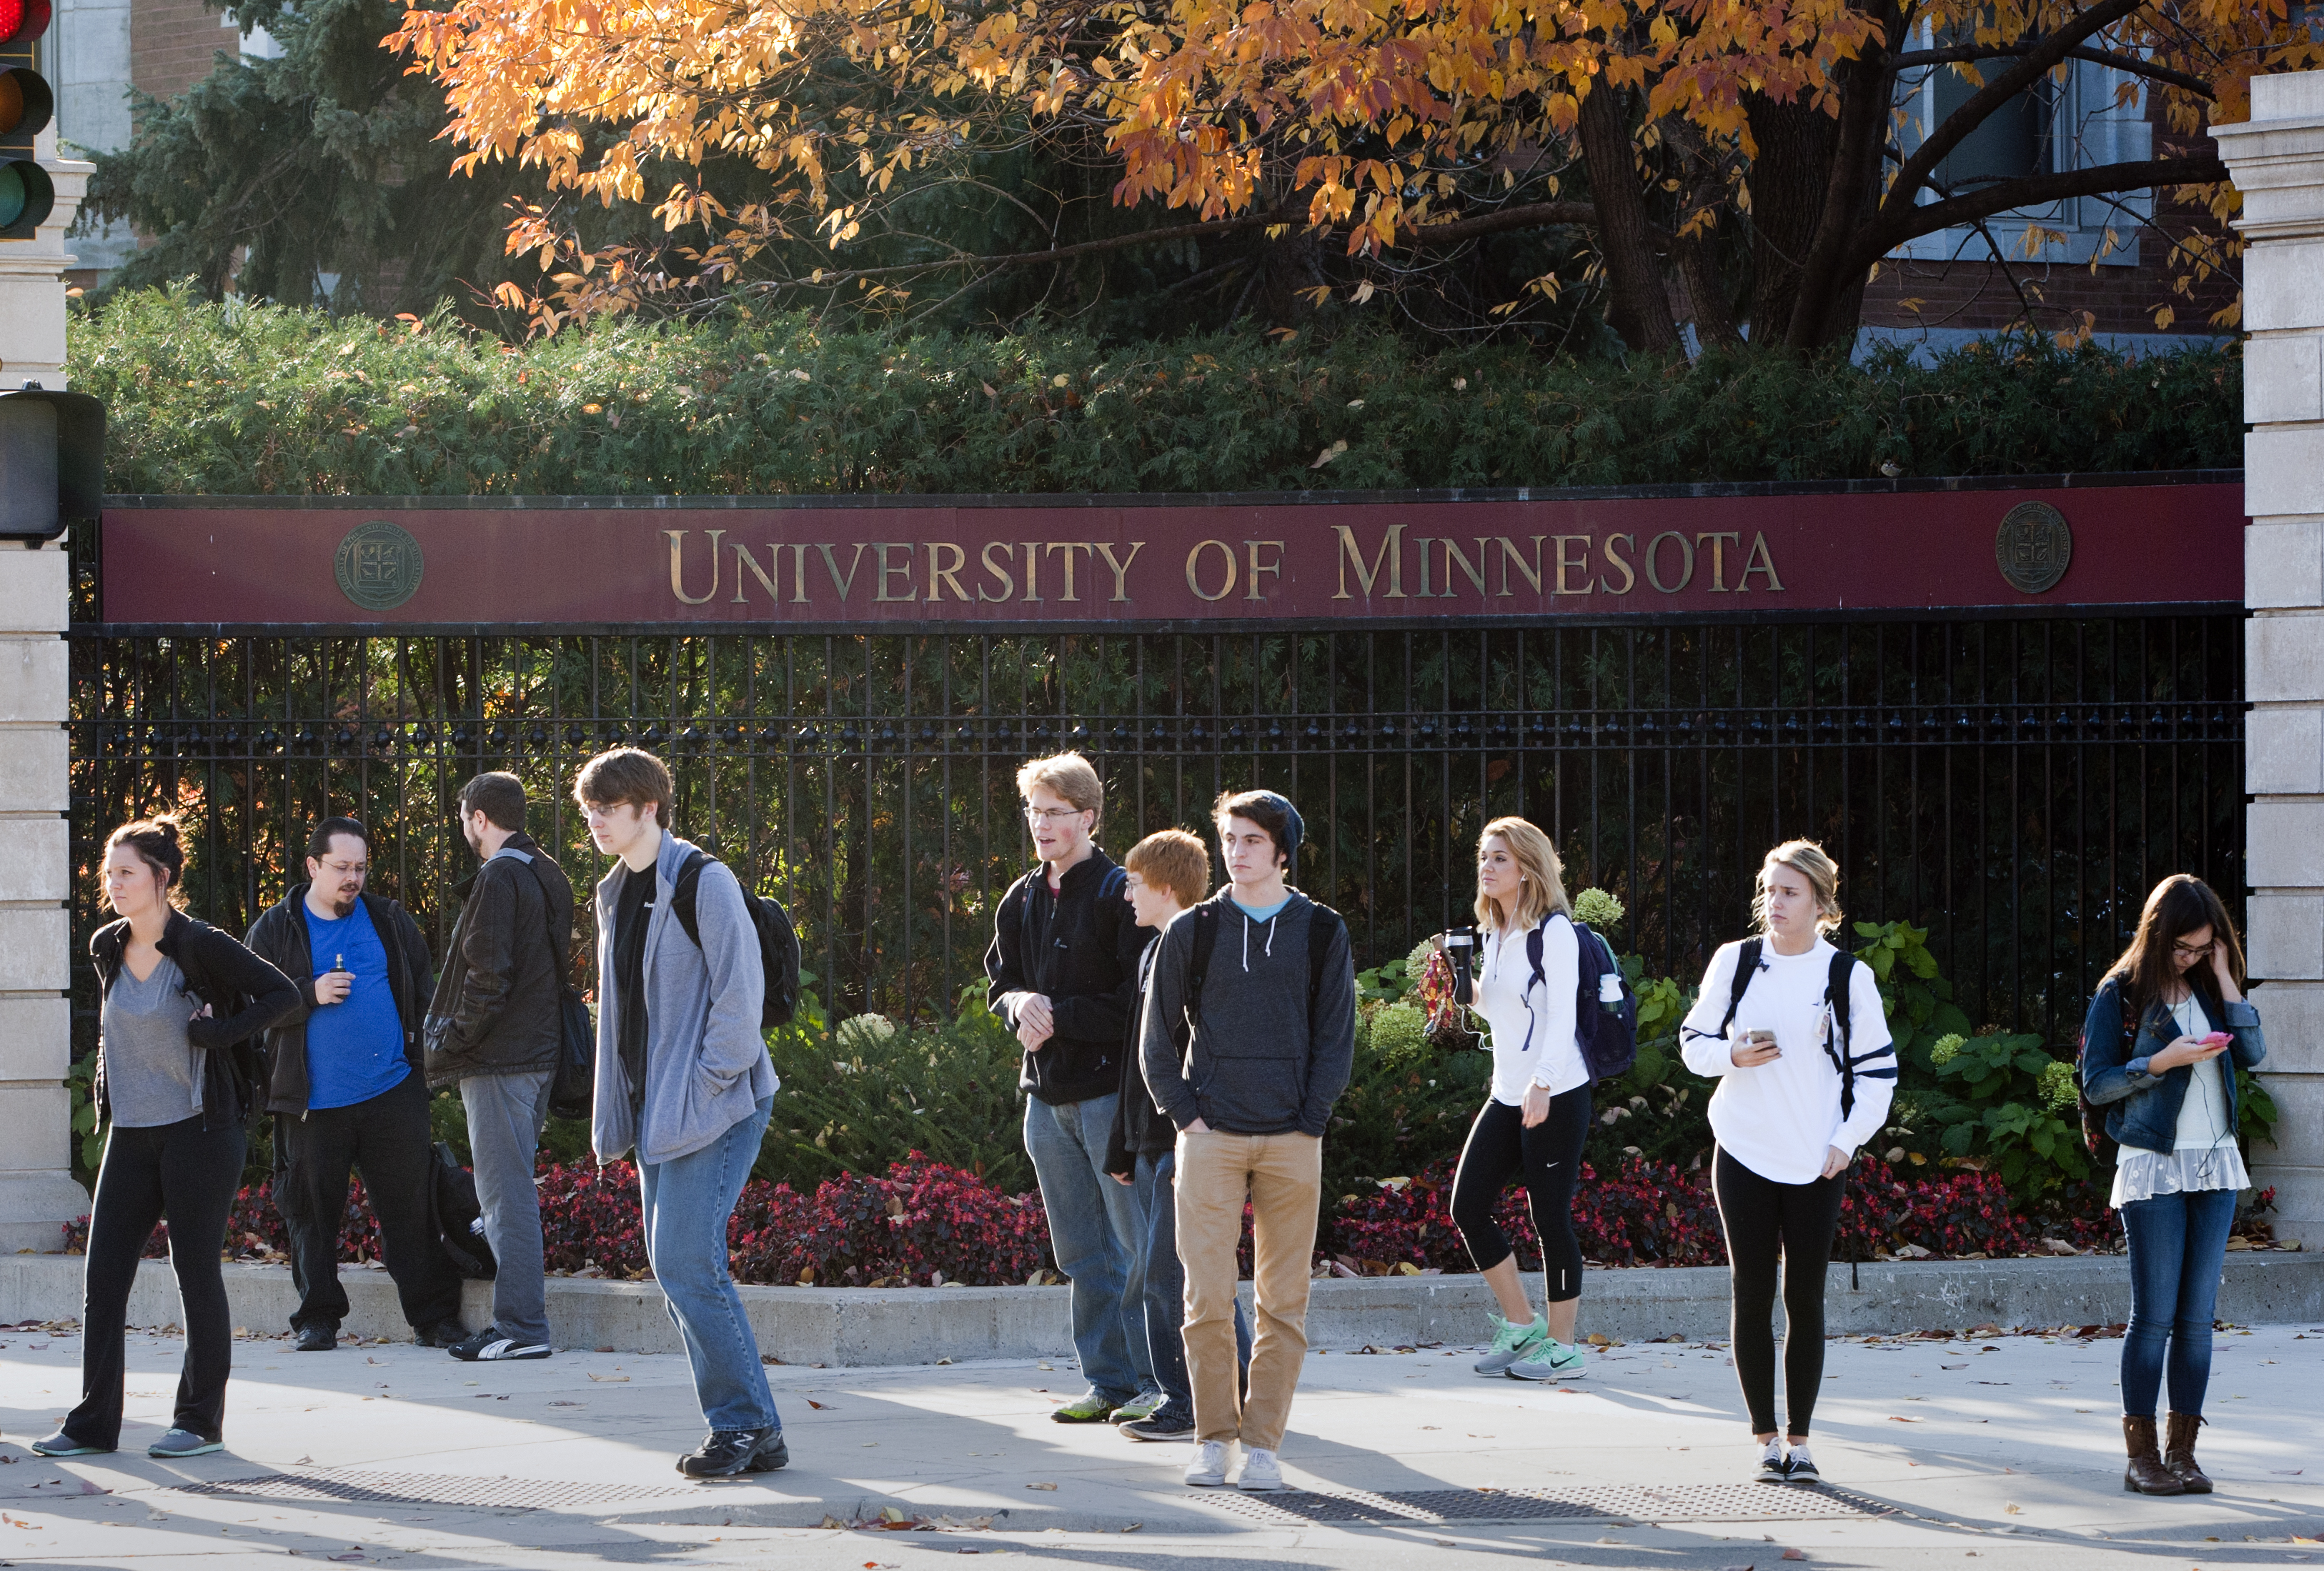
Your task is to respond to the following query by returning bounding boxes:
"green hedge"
[74,289,2240,497]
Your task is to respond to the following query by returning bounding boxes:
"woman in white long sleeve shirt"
[1446,818,1596,1384]
[1678,839,1894,1487]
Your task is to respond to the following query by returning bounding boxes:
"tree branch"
[1396,200,1599,246]
[1880,155,2229,249]
[1890,42,2215,101]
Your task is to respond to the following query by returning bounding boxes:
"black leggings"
[1448,1088,1592,1302]
[1712,1145,1844,1438]
[69,1115,247,1448]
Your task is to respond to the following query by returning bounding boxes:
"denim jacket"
[2079,975,2265,1154]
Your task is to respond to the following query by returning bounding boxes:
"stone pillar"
[0,104,95,1250]
[2218,70,2324,1249]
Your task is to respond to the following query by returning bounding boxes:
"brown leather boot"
[2163,1412,2213,1494]
[2123,1415,2185,1495]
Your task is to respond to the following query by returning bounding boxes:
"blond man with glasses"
[985,754,1158,1423]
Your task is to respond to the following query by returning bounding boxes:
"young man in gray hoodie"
[577,748,783,1480]
[1138,790,1354,1493]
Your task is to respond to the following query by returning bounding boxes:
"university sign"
[96,476,2240,628]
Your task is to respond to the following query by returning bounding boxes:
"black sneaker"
[679,1426,777,1479]
[414,1319,469,1350]
[1755,1451,1789,1484]
[1783,1454,1822,1485]
[1118,1414,1197,1441]
[447,1326,550,1362]
[744,1430,789,1473]
[294,1325,337,1353]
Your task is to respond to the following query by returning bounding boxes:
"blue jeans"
[1136,1147,1251,1428]
[1024,1092,1149,1401]
[640,1096,778,1433]
[2119,1185,2237,1420]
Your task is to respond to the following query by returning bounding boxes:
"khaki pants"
[1173,1127,1323,1451]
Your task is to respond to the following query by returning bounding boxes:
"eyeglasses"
[317,859,370,877]
[2171,941,2212,959]
[1023,806,1089,824]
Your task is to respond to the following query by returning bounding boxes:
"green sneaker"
[1112,1388,1166,1423]
[1506,1337,1587,1382]
[1471,1312,1549,1376]
[1050,1390,1121,1424]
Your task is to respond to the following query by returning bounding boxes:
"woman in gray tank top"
[35,817,296,1462]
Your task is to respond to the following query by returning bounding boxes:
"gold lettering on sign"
[1414,538,1435,599]
[818,543,868,600]
[1645,532,1694,593]
[788,543,810,604]
[1599,534,1637,595]
[927,542,969,602]
[732,543,780,604]
[1554,535,1592,595]
[1186,539,1237,602]
[979,542,1016,603]
[1044,542,1093,602]
[1695,532,1740,592]
[665,529,725,606]
[1095,542,1144,602]
[1331,524,1406,600]
[1739,533,1784,591]
[1439,537,1488,599]
[1021,541,1042,602]
[1245,540,1285,602]
[1498,537,1546,597]
[873,542,918,602]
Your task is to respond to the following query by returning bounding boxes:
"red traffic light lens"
[0,0,52,46]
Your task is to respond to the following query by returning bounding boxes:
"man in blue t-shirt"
[247,817,466,1352]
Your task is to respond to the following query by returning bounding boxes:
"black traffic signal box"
[0,386,103,543]
[0,0,55,239]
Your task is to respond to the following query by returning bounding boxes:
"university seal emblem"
[334,520,424,612]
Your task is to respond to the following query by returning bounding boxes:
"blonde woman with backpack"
[1448,818,1599,1384]
[1679,839,1894,1486]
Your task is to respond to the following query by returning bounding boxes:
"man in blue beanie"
[1138,788,1354,1492]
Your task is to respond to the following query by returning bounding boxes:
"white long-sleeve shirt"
[1679,937,1895,1185]
[1471,913,1589,1105]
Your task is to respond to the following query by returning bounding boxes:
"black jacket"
[984,849,1148,1105]
[424,834,575,1087]
[1103,934,1169,1177]
[90,910,299,1132]
[244,887,434,1116]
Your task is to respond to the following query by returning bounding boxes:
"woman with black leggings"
[36,817,297,1460]
[1447,817,1595,1382]
[1679,839,1894,1485]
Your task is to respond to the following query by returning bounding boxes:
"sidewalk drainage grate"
[171,1470,697,1510]
[1209,1483,1895,1525]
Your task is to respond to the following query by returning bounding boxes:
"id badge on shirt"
[1816,1002,1833,1047]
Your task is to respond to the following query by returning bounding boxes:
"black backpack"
[518,859,597,1122]
[672,849,803,1029]
[429,1141,497,1280]
[1524,913,1639,1082]
[1717,937,1897,1119]
[1180,892,1346,1038]
[2075,987,2132,1168]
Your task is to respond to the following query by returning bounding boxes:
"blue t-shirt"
[302,899,411,1110]
[1233,896,1291,924]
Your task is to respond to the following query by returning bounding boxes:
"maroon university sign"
[98,478,2242,627]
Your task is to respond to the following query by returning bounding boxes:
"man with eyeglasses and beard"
[247,817,467,1352]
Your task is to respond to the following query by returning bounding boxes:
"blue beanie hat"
[1251,791,1303,869]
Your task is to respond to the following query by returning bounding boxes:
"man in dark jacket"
[424,772,575,1362]
[985,753,1156,1424]
[245,817,466,1353]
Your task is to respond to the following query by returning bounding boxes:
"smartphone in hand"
[2199,1031,2232,1051]
[1747,1029,1779,1057]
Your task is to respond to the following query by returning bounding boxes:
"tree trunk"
[1783,4,1903,351]
[1741,95,1841,346]
[1577,80,1679,354]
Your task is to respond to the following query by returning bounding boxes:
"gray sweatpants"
[460,1069,555,1347]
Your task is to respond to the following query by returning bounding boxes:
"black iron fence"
[68,612,2243,1054]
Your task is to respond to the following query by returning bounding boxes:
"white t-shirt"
[2170,994,2235,1152]
[1679,937,1896,1185]
[1470,914,1587,1105]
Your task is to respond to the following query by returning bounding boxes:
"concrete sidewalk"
[0,1309,2318,1567]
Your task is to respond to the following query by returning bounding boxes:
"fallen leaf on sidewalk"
[1026,1482,1058,1490]
[1887,1415,1922,1422]
[1780,1552,1805,1562]
[587,1373,630,1382]
[2004,1503,2022,1515]
[806,1399,837,1410]
[1121,1523,1142,1532]
[2,1514,43,1529]
[2272,1470,2305,1477]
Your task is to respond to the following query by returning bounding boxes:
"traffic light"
[0,0,54,241]
[0,387,103,544]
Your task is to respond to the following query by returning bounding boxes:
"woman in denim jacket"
[2080,874,2263,1498]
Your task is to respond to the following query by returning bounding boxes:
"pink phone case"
[2200,1031,2232,1047]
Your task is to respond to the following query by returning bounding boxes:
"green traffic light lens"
[0,164,23,230]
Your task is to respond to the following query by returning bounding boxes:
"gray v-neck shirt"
[101,955,202,1128]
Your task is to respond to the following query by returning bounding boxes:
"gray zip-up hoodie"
[1137,889,1356,1137]
[590,831,778,1166]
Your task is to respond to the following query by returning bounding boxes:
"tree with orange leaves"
[390,0,2321,349]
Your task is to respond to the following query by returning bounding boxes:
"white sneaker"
[1235,1445,1286,1491]
[1184,1439,1233,1487]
